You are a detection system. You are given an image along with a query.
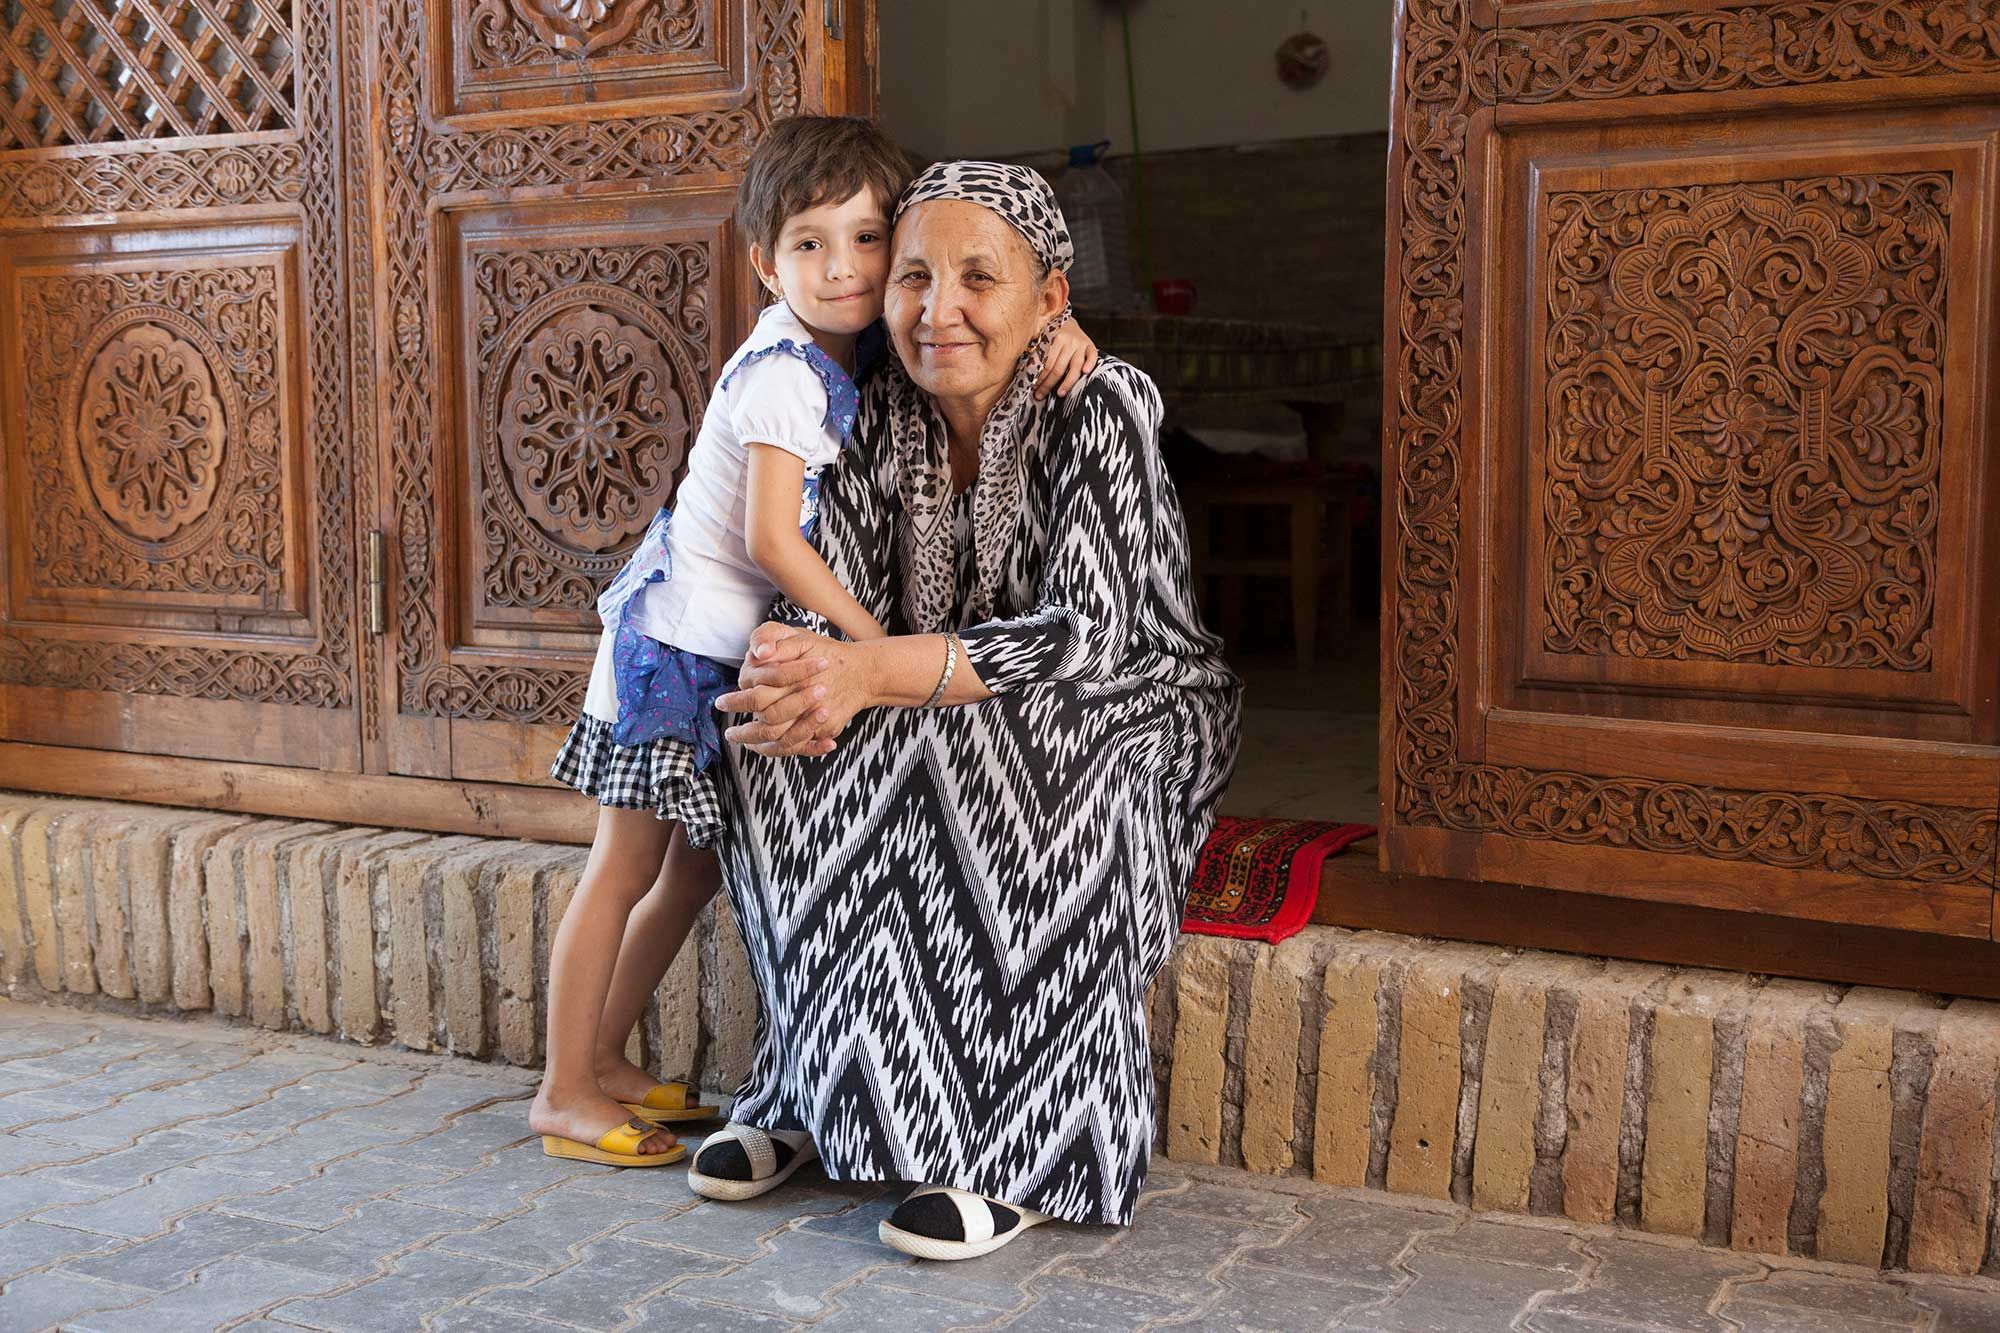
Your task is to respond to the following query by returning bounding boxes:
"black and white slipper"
[686,1122,816,1201]
[877,1184,1051,1260]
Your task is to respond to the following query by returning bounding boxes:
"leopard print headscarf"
[885,161,1075,635]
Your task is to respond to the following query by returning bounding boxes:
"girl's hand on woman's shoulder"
[1034,318,1100,401]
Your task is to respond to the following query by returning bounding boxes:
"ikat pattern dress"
[714,359,1242,1225]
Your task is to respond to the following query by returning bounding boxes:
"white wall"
[878,0,1393,162]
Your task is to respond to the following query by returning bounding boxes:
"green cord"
[1121,0,1150,295]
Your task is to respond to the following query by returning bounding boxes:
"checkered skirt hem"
[549,714,725,849]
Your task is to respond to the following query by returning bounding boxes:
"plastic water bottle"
[1054,141,1134,307]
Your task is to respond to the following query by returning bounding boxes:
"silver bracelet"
[923,634,959,708]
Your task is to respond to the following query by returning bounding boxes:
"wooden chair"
[1184,471,1355,670]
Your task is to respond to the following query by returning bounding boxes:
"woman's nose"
[923,277,964,326]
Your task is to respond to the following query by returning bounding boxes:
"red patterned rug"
[1182,816,1376,944]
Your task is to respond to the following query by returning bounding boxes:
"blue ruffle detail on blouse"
[718,336,861,438]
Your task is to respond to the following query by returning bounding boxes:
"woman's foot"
[878,1186,1051,1261]
[687,1123,816,1200]
[529,1085,679,1161]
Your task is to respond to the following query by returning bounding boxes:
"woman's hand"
[715,623,877,757]
[1034,317,1100,400]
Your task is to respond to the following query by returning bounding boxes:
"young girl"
[531,116,1098,1167]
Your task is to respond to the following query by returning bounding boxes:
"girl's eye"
[857,232,881,244]
[795,239,820,252]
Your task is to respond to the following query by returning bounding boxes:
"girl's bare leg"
[593,824,723,1104]
[527,805,677,1153]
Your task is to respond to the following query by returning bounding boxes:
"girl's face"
[885,200,1065,409]
[751,188,891,339]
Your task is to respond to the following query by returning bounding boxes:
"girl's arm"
[743,443,886,643]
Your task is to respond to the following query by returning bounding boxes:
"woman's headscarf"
[884,161,1074,635]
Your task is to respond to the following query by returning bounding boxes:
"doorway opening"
[878,1,1391,826]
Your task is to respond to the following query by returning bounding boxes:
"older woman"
[694,162,1240,1259]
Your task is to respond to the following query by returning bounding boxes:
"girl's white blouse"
[581,301,851,720]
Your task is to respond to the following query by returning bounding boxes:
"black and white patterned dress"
[714,358,1241,1226]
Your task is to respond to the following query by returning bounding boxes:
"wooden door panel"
[0,0,362,772]
[1383,0,2000,933]
[435,193,737,785]
[370,0,855,782]
[440,0,747,118]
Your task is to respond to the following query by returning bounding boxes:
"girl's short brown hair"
[737,116,913,253]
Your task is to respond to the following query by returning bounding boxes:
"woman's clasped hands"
[714,621,869,757]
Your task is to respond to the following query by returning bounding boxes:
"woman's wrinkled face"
[886,200,1066,406]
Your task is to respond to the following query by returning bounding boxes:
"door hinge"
[823,0,842,40]
[366,531,386,636]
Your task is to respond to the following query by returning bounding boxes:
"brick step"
[3,794,1996,1275]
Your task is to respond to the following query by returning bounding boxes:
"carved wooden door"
[1382,0,2000,938]
[0,0,364,771]
[364,0,869,783]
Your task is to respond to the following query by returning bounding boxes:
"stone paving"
[5,1002,2000,1332]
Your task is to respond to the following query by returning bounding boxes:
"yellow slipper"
[541,1116,686,1168]
[619,1081,719,1125]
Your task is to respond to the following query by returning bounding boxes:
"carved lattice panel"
[0,0,297,150]
[1382,0,2000,931]
[0,0,357,772]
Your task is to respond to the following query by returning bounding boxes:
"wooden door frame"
[0,0,365,778]
[0,0,876,836]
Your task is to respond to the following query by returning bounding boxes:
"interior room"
[877,0,1391,827]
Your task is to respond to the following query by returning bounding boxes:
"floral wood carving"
[21,269,279,592]
[1542,175,1948,669]
[1477,0,2000,105]
[1426,765,1996,885]
[500,309,676,552]
[1390,0,1474,830]
[422,1,800,193]
[342,0,384,741]
[76,323,230,544]
[0,635,347,704]
[1387,0,1994,885]
[476,244,707,612]
[0,146,308,220]
[468,0,704,64]
[383,0,797,722]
